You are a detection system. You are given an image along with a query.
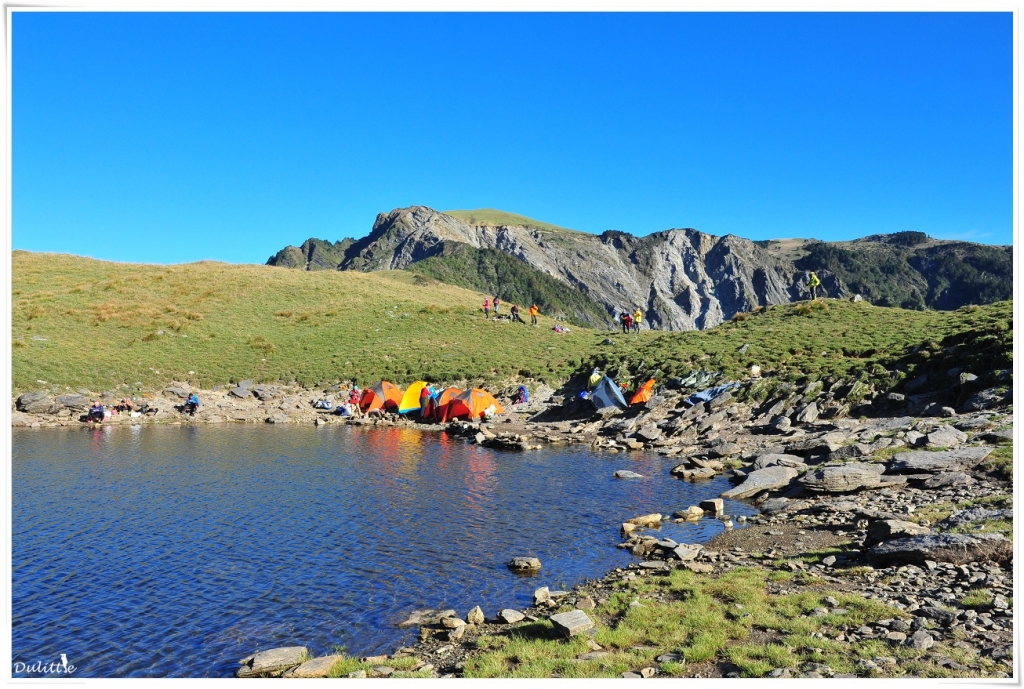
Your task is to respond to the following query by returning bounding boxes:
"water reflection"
[13,424,755,678]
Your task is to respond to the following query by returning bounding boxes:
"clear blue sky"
[13,11,1013,265]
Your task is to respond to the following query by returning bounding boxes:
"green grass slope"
[406,245,613,327]
[12,251,1011,400]
[443,208,581,233]
[11,251,596,394]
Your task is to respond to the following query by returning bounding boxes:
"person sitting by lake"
[117,398,134,413]
[88,400,105,423]
[184,393,200,416]
[336,403,354,417]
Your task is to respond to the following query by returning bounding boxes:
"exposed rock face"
[17,391,54,413]
[887,447,993,474]
[270,206,839,331]
[799,462,886,493]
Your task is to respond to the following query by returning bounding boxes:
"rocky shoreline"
[12,375,1014,678]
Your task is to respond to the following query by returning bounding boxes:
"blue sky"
[12,11,1013,265]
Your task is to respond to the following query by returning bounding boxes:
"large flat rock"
[867,533,1011,567]
[887,447,992,474]
[720,466,798,500]
[799,462,886,493]
[283,654,344,678]
[550,610,595,637]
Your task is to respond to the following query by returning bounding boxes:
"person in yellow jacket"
[529,303,539,326]
[808,271,821,300]
[632,307,643,333]
[587,368,602,390]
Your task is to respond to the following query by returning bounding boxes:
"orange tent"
[441,388,505,422]
[630,378,656,405]
[429,387,463,421]
[360,380,404,413]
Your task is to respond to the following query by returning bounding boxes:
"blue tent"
[590,375,628,411]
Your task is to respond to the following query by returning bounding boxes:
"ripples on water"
[12,424,755,677]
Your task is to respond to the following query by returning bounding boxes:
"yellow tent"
[399,381,430,415]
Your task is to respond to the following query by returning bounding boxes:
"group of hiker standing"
[619,307,644,333]
[483,297,540,326]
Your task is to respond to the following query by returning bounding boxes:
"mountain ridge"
[267,206,1012,330]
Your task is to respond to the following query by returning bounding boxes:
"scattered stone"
[347,670,367,678]
[550,609,595,637]
[627,513,662,527]
[466,605,484,625]
[508,557,542,572]
[498,609,525,624]
[865,519,932,546]
[283,655,343,678]
[373,666,394,677]
[236,646,308,678]
[908,630,935,650]
[751,453,806,471]
[578,651,609,660]
[614,470,644,479]
[799,462,885,493]
[533,587,551,605]
[674,506,705,520]
[721,466,799,499]
[639,667,657,678]
[868,533,1012,567]
[576,597,596,611]
[683,562,714,573]
[961,388,1006,412]
[699,498,724,514]
[887,447,993,474]
[925,425,968,448]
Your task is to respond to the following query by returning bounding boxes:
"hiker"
[513,385,529,405]
[349,386,360,407]
[511,304,525,323]
[624,311,633,333]
[139,403,158,415]
[88,400,105,423]
[493,297,501,314]
[185,393,200,415]
[633,307,643,333]
[588,368,603,390]
[620,310,630,333]
[483,297,491,318]
[808,271,821,300]
[117,398,134,413]
[529,303,539,326]
[420,385,431,416]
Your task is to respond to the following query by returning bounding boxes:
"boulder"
[794,402,819,424]
[887,447,993,474]
[614,470,644,479]
[939,507,1006,529]
[961,388,1006,412]
[751,453,806,471]
[54,394,89,411]
[867,533,1012,567]
[635,423,662,442]
[677,467,717,481]
[699,499,724,515]
[508,557,542,572]
[164,386,190,399]
[252,384,280,400]
[721,466,799,500]
[915,606,958,627]
[549,610,595,637]
[466,605,485,625]
[533,587,552,605]
[16,390,53,414]
[920,472,971,489]
[673,545,701,561]
[865,519,932,547]
[925,425,967,448]
[799,462,886,493]
[498,609,525,624]
[673,506,705,520]
[228,386,252,399]
[627,514,662,527]
[283,655,344,678]
[237,646,308,678]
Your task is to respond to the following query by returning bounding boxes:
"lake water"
[12,424,755,677]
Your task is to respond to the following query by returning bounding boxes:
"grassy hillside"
[406,245,613,327]
[12,252,1011,400]
[579,299,1013,395]
[11,252,597,394]
[443,208,581,233]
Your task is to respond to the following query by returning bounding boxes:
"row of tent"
[359,380,506,422]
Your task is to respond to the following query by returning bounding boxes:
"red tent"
[441,389,505,422]
[360,381,404,413]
